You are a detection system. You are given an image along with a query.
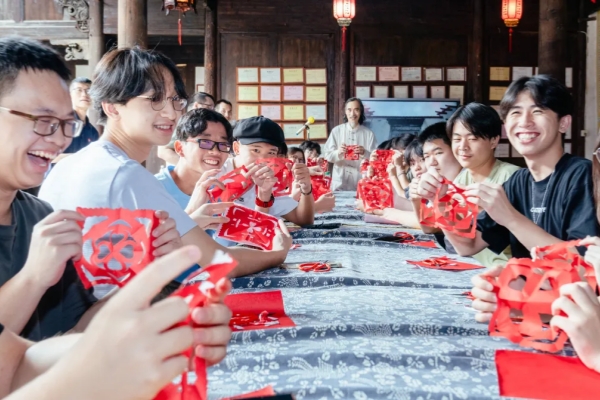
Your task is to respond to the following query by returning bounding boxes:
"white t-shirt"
[218,158,298,217]
[39,140,198,297]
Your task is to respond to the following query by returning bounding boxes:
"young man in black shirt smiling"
[418,75,599,259]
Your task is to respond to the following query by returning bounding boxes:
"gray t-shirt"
[39,140,197,298]
[0,191,95,340]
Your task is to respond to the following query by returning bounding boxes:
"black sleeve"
[476,180,512,255]
[0,322,3,336]
[562,164,600,240]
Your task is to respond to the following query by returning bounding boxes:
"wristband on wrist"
[255,193,275,208]
[301,185,313,196]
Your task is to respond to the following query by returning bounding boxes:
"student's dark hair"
[70,76,92,90]
[215,99,232,108]
[0,36,71,100]
[446,102,502,140]
[299,140,321,155]
[175,108,233,143]
[377,139,391,150]
[499,75,573,120]
[390,133,416,151]
[343,97,366,125]
[90,46,187,125]
[404,139,423,162]
[278,142,288,156]
[288,146,305,162]
[417,122,451,146]
[192,92,215,105]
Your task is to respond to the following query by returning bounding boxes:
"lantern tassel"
[341,26,347,52]
[508,28,513,53]
[178,18,182,45]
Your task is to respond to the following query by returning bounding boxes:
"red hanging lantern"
[502,0,523,53]
[333,0,356,52]
[162,0,197,46]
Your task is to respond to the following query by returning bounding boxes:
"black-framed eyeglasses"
[0,106,83,138]
[137,95,188,112]
[187,139,231,153]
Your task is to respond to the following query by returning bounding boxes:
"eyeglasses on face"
[71,87,90,95]
[136,95,188,112]
[186,138,231,153]
[0,106,83,138]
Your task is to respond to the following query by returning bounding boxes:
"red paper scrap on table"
[495,350,600,400]
[420,178,477,238]
[74,208,159,289]
[345,145,360,160]
[255,158,293,197]
[310,175,332,201]
[357,178,394,213]
[155,251,238,400]
[209,166,253,203]
[223,386,277,400]
[486,257,580,352]
[407,256,484,271]
[225,291,296,332]
[393,232,438,248]
[217,205,280,250]
[374,149,394,165]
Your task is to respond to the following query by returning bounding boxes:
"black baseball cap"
[233,116,285,149]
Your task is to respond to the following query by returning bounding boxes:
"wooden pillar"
[117,0,147,48]
[468,0,484,103]
[538,0,567,82]
[337,28,350,124]
[88,0,104,128]
[204,0,217,96]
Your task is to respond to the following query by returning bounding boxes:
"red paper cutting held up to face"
[74,208,159,289]
[357,178,394,213]
[374,149,394,165]
[310,175,332,201]
[208,166,253,203]
[255,158,293,197]
[420,178,477,239]
[217,204,280,250]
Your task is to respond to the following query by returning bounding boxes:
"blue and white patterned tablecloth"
[207,191,563,399]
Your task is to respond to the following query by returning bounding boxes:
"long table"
[208,192,556,399]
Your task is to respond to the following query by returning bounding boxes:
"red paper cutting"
[217,204,280,250]
[407,256,484,271]
[255,158,293,197]
[374,149,394,165]
[223,386,277,400]
[310,175,332,201]
[306,158,328,172]
[357,178,394,213]
[486,257,579,352]
[209,166,253,203]
[495,350,600,400]
[360,160,370,173]
[393,232,438,248]
[532,240,597,290]
[155,251,238,400]
[419,178,477,238]
[225,291,296,332]
[345,145,360,160]
[74,208,159,289]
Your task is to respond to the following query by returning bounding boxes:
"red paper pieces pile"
[495,350,600,400]
[225,291,296,332]
[487,240,597,353]
[255,158,293,197]
[344,145,360,160]
[393,231,438,248]
[217,204,280,250]
[155,251,238,400]
[310,175,332,201]
[357,179,394,213]
[420,178,477,238]
[74,208,159,289]
[407,256,484,271]
[208,166,253,203]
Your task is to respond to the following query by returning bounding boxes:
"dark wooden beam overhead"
[0,20,87,40]
[204,0,217,96]
[468,0,484,103]
[117,0,147,48]
[538,0,567,82]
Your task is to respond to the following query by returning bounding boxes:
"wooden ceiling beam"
[0,20,87,40]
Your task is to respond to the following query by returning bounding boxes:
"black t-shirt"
[0,191,95,341]
[478,154,600,258]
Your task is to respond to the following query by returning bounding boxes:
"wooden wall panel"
[24,0,62,21]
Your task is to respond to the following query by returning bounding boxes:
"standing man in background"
[215,99,235,125]
[323,97,377,191]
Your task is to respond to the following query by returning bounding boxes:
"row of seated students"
[1,35,600,398]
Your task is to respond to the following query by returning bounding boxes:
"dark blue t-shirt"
[63,114,99,154]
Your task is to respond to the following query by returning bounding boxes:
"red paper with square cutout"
[486,257,580,352]
[155,251,238,400]
[209,166,253,203]
[495,350,600,400]
[357,178,394,213]
[225,291,296,332]
[345,145,360,160]
[255,158,293,197]
[74,208,159,289]
[216,204,280,250]
[419,178,477,238]
[310,175,332,201]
